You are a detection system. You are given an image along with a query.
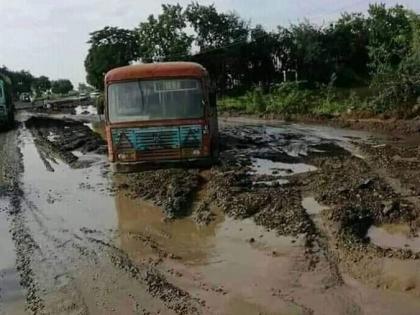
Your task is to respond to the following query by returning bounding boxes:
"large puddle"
[20,127,307,314]
[21,127,117,235]
[251,158,317,177]
[13,116,420,314]
[301,196,328,216]
[221,117,377,159]
[74,105,97,116]
[116,190,305,314]
[367,224,420,252]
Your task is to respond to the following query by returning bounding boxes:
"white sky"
[0,0,419,86]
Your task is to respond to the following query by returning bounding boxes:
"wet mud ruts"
[25,116,106,168]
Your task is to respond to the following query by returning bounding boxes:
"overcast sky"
[0,0,419,86]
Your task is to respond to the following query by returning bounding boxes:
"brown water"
[86,120,106,140]
[18,127,308,314]
[0,201,26,315]
[9,116,420,314]
[115,191,306,314]
[250,158,317,177]
[301,197,328,216]
[367,224,420,252]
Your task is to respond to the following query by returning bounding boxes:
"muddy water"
[116,190,305,314]
[0,201,26,315]
[221,117,377,158]
[18,126,307,314]
[6,115,420,314]
[301,197,328,216]
[367,224,420,252]
[74,105,97,116]
[251,158,317,177]
[21,131,117,233]
[88,120,106,139]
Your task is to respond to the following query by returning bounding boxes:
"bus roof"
[105,62,207,84]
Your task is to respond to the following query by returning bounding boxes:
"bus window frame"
[105,76,209,125]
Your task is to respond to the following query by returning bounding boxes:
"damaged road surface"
[2,114,420,314]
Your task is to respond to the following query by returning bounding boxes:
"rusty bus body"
[104,62,219,172]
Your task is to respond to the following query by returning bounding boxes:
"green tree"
[51,79,73,95]
[244,25,278,89]
[32,76,51,96]
[185,2,249,50]
[287,21,327,83]
[137,4,193,62]
[85,26,139,90]
[0,67,34,95]
[78,83,94,93]
[370,11,420,112]
[185,3,249,92]
[325,13,370,86]
[367,4,413,76]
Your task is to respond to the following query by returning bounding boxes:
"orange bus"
[104,62,219,171]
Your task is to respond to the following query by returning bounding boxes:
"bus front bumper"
[111,156,215,173]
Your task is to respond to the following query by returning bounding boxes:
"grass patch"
[218,82,375,117]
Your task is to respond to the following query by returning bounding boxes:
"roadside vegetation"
[84,2,420,119]
[0,66,76,100]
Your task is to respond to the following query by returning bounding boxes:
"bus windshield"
[108,78,204,123]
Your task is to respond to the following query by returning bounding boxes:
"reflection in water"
[86,120,106,140]
[75,105,97,115]
[113,180,305,314]
[115,190,220,264]
[250,158,317,177]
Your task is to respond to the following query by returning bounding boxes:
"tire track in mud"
[0,128,45,314]
[87,236,203,315]
[11,124,203,314]
[1,127,94,315]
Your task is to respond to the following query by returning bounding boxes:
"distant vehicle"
[0,74,14,129]
[20,92,31,102]
[104,62,219,172]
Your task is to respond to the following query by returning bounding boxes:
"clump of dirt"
[25,116,106,168]
[360,140,420,195]
[124,169,201,218]
[304,151,420,260]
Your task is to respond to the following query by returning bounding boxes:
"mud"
[25,116,107,168]
[2,112,420,314]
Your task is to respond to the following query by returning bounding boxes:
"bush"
[268,82,314,115]
[370,56,420,114]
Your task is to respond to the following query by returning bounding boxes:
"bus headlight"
[203,125,209,135]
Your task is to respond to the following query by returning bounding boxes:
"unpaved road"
[1,112,420,315]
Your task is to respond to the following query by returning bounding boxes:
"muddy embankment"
[4,114,420,314]
[220,111,420,137]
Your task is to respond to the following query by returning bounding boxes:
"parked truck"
[0,74,15,129]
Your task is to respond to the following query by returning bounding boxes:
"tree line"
[85,2,420,109]
[0,66,74,98]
